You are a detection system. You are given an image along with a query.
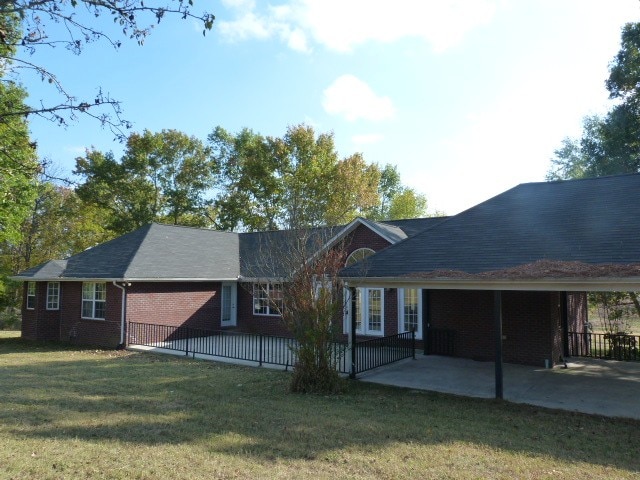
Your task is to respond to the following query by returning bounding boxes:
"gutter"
[112,281,128,348]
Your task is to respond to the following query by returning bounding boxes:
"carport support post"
[561,292,569,358]
[349,287,357,379]
[494,290,504,399]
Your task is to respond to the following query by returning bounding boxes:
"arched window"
[345,247,375,266]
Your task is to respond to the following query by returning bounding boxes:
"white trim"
[345,248,375,267]
[46,282,60,310]
[307,217,405,267]
[112,281,126,346]
[81,282,107,320]
[221,282,237,327]
[26,281,36,310]
[252,282,283,316]
[343,276,640,292]
[398,288,422,339]
[343,287,384,336]
[10,276,241,282]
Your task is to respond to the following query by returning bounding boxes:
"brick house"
[14,174,640,368]
[14,217,446,350]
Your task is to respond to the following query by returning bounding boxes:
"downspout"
[112,281,127,349]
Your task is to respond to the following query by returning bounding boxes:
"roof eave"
[341,276,640,292]
[9,276,241,283]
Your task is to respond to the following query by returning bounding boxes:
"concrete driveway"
[358,354,640,420]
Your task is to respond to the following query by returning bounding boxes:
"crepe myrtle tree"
[0,1,214,139]
[249,228,350,394]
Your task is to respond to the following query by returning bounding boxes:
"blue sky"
[20,0,640,215]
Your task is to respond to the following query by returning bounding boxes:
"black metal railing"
[128,322,350,372]
[568,331,639,361]
[425,328,455,356]
[352,331,415,375]
[128,322,415,375]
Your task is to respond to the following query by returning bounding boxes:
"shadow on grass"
[2,340,639,473]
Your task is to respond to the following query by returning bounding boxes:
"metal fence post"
[185,328,189,356]
[350,287,357,379]
[259,334,263,367]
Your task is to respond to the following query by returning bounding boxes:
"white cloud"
[64,145,88,155]
[323,74,395,122]
[217,11,271,41]
[352,133,384,145]
[218,0,499,53]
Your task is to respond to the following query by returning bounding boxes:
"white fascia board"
[342,276,640,292]
[9,277,240,283]
[307,218,401,265]
[239,276,287,283]
[9,276,123,282]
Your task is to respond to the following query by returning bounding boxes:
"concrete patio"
[358,354,640,420]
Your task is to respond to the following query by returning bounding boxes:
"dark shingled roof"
[13,215,450,282]
[238,226,341,278]
[381,217,449,237]
[16,223,240,280]
[341,174,640,279]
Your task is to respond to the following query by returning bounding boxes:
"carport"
[346,264,640,400]
[358,354,640,420]
[341,174,640,404]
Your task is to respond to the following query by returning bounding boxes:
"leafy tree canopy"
[0,11,39,245]
[210,124,429,231]
[547,22,640,181]
[74,129,217,234]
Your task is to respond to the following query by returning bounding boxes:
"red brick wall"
[343,224,392,257]
[235,224,394,337]
[236,283,291,336]
[126,282,220,331]
[429,290,494,360]
[428,290,563,366]
[21,282,61,342]
[21,282,37,341]
[503,291,559,367]
[59,282,122,348]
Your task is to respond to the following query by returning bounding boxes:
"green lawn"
[1,331,639,479]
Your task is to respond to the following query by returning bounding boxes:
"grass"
[1,330,639,479]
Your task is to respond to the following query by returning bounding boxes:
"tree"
[208,126,284,232]
[210,124,427,231]
[75,129,217,234]
[0,10,40,247]
[325,153,381,225]
[548,23,640,180]
[366,164,428,220]
[248,229,347,394]
[547,22,640,320]
[0,1,214,137]
[1,181,111,328]
[387,188,427,220]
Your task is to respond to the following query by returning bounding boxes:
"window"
[345,248,375,267]
[46,282,60,310]
[312,275,334,303]
[253,283,283,316]
[399,288,422,339]
[26,282,36,310]
[82,282,106,320]
[345,287,384,336]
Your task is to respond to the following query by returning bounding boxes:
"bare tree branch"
[0,1,215,139]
